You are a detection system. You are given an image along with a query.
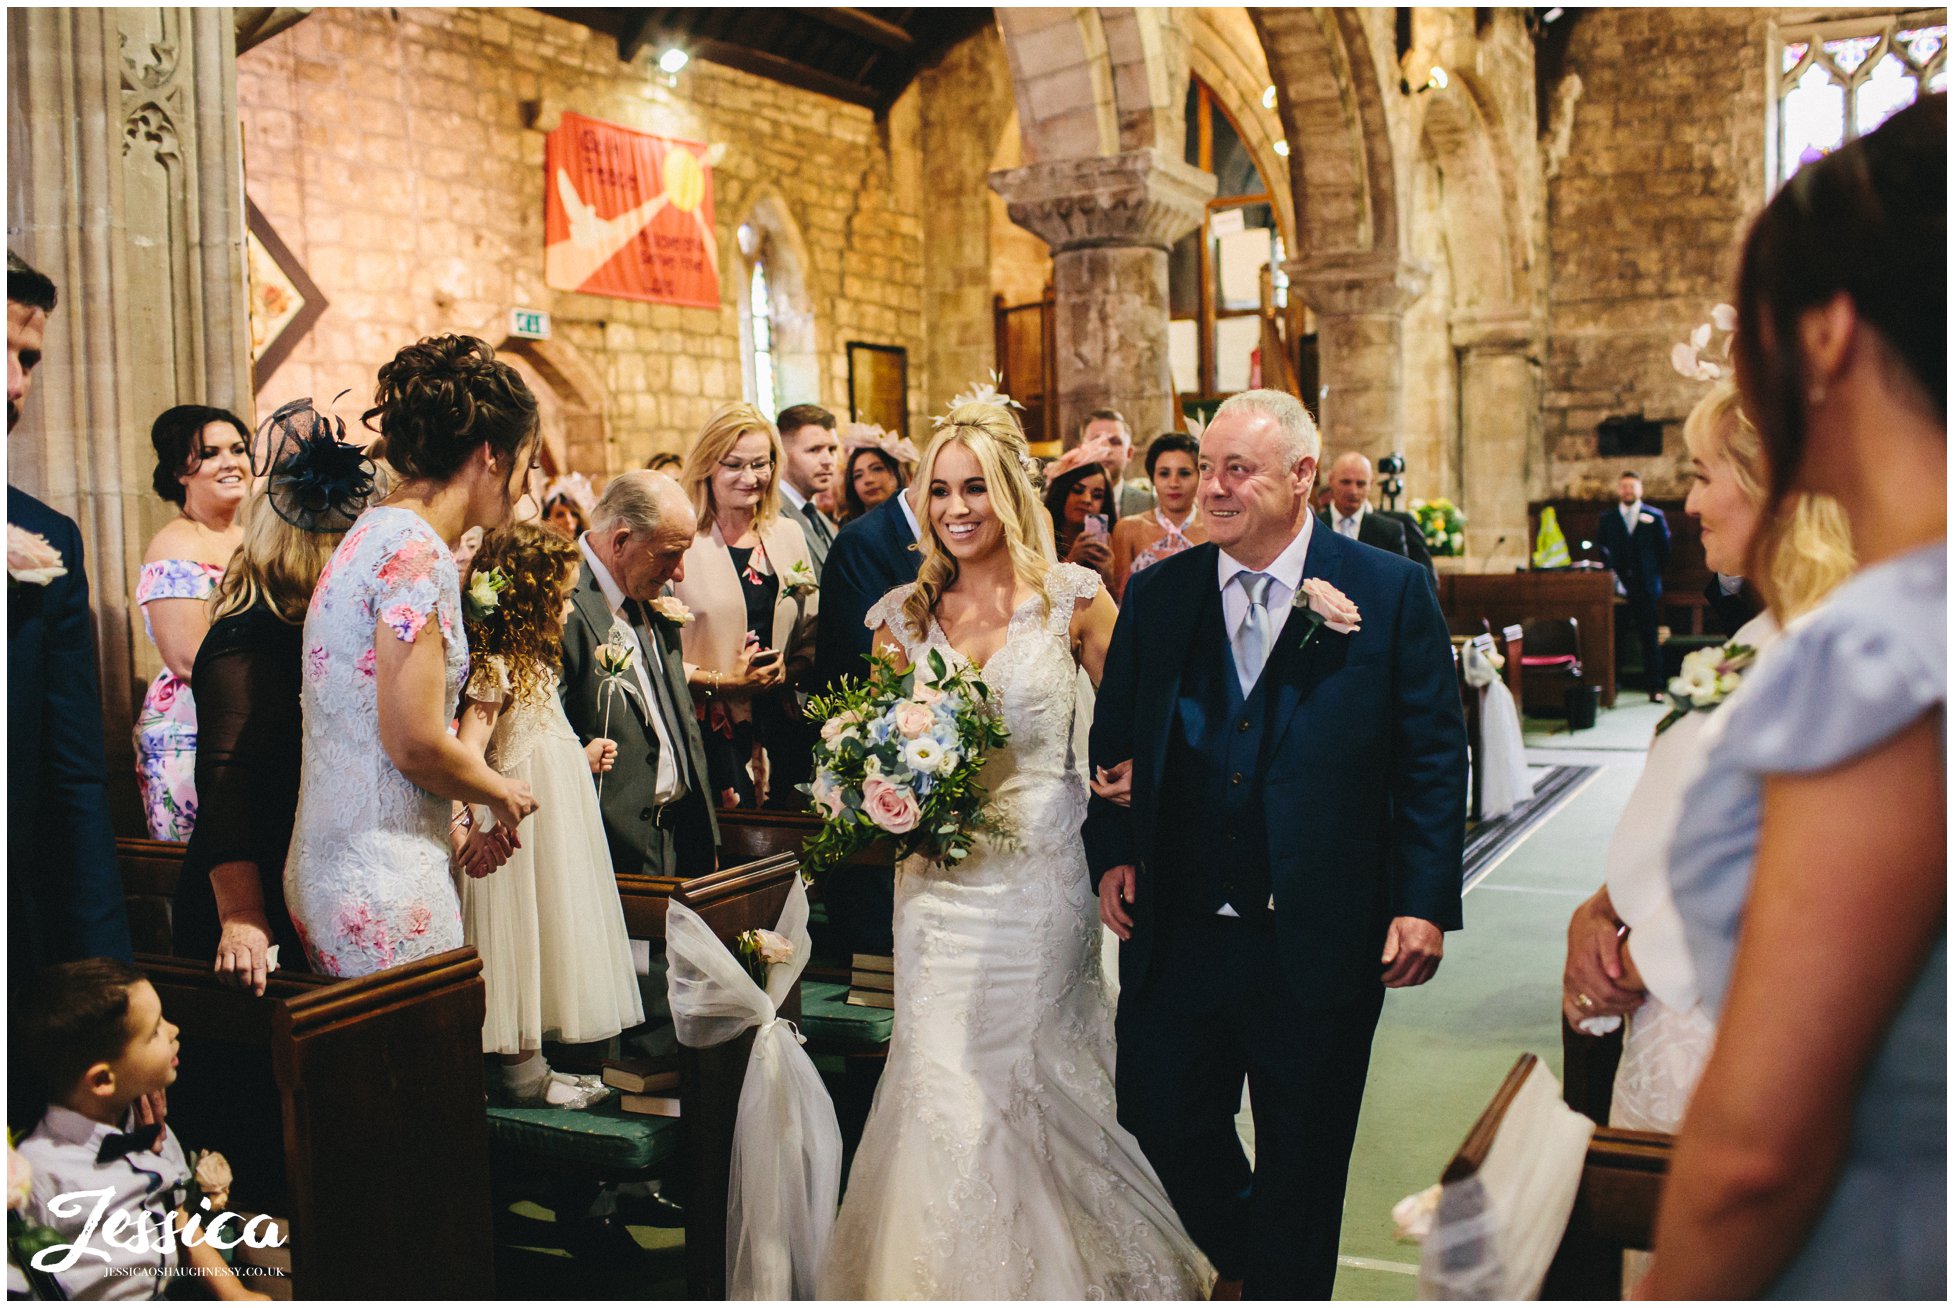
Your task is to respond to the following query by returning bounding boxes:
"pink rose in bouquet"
[861,775,921,834]
[891,700,936,739]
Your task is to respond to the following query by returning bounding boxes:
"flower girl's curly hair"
[463,521,582,707]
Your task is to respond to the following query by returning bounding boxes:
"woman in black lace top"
[172,405,376,991]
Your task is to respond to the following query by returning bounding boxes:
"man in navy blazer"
[1086,390,1466,1299]
[1596,470,1671,698]
[8,252,132,992]
[809,485,921,957]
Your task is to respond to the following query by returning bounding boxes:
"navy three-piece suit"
[1085,525,1467,1297]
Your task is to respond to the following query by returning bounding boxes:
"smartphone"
[1084,513,1110,538]
[749,646,783,670]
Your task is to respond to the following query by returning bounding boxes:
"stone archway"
[496,333,612,478]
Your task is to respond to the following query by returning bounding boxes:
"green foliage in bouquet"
[799,647,1011,880]
[1409,497,1468,557]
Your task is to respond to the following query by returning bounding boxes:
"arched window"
[740,223,779,418]
[1774,11,1944,188]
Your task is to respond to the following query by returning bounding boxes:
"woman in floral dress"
[284,337,541,977]
[133,406,251,839]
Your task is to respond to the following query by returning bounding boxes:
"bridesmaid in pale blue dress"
[1643,96,1945,1299]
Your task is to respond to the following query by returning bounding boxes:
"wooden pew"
[1440,1053,1670,1300]
[137,948,495,1299]
[117,836,185,953]
[1438,570,1619,708]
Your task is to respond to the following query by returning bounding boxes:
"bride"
[819,403,1213,1299]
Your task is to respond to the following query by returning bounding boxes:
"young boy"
[13,959,265,1300]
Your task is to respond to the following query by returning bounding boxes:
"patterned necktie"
[1232,571,1274,691]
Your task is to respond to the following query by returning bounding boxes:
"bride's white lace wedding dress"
[819,564,1213,1300]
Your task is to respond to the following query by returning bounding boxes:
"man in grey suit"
[775,402,840,577]
[1083,409,1157,519]
[560,472,718,877]
[1318,451,1436,578]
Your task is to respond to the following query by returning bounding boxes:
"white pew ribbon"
[665,879,841,1300]
[1463,640,1535,821]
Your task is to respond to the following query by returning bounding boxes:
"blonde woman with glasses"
[673,402,818,807]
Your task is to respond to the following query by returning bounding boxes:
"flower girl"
[457,522,642,1107]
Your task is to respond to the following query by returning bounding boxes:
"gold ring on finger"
[1575,993,1595,1011]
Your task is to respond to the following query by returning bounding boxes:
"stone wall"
[239,7,946,467]
[1542,6,1773,499]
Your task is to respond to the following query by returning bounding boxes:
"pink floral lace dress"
[284,507,468,977]
[133,558,226,840]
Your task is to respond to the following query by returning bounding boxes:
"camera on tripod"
[1377,454,1407,510]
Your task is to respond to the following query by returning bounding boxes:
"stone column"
[1452,308,1539,565]
[9,8,252,833]
[1288,252,1429,460]
[989,149,1214,443]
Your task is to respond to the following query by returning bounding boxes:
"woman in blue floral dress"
[285,337,542,977]
[134,406,252,839]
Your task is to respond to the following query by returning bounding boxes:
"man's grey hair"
[1212,389,1320,467]
[592,469,683,535]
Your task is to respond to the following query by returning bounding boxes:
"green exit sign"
[510,307,551,340]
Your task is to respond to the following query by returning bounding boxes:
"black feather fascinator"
[254,394,377,534]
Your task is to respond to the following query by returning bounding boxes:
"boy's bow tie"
[96,1122,162,1164]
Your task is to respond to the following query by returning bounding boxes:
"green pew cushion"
[799,980,893,1048]
[485,1097,681,1172]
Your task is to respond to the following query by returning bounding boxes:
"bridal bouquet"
[799,648,1010,878]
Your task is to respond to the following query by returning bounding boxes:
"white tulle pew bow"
[664,879,841,1299]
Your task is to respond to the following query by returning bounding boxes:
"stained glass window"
[1775,12,1944,188]
[748,259,777,419]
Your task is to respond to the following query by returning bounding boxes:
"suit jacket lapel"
[575,566,655,731]
[1262,528,1347,756]
[1141,545,1217,787]
[633,601,696,790]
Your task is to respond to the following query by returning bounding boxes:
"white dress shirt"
[779,480,811,515]
[579,536,681,803]
[17,1104,192,1300]
[1620,499,1644,532]
[896,485,921,542]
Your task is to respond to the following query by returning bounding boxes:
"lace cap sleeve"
[1716,554,1945,776]
[371,519,459,647]
[863,583,923,655]
[464,653,511,707]
[1043,562,1102,632]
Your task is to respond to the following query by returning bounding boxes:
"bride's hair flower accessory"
[8,526,67,587]
[945,370,1024,415]
[841,423,921,469]
[1670,303,1738,381]
[464,566,510,620]
[255,394,377,535]
[1295,577,1362,635]
[799,646,1012,880]
[1655,639,1755,735]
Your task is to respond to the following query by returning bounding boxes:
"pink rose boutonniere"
[1295,577,1362,635]
[649,595,694,627]
[7,525,67,587]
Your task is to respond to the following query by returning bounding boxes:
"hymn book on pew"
[619,1093,682,1118]
[849,954,896,1009]
[602,1058,680,1095]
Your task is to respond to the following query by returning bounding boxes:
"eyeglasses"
[718,458,774,477]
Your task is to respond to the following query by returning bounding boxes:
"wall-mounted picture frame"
[846,341,908,436]
[246,197,328,391]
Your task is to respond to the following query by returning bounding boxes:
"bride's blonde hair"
[901,401,1052,640]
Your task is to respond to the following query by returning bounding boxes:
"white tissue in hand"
[1392,1183,1442,1242]
[1577,1013,1623,1036]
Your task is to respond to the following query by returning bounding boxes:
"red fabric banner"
[543,111,719,308]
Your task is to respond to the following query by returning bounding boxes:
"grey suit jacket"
[559,562,718,877]
[782,496,837,577]
[1116,478,1156,519]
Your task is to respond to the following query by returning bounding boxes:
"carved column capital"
[1285,251,1431,317]
[988,148,1216,253]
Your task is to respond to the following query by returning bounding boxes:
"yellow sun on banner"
[663,145,706,214]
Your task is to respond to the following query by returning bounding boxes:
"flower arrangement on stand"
[1409,498,1468,557]
[799,647,1011,880]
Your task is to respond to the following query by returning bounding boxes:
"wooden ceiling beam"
[798,7,915,52]
[691,37,881,109]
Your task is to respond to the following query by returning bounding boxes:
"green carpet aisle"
[1326,701,1660,1298]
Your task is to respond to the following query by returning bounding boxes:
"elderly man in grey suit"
[561,471,718,877]
[775,403,841,577]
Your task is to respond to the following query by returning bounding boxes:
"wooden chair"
[1435,1053,1671,1300]
[1519,618,1585,716]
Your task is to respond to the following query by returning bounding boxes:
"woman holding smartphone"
[1044,462,1116,590]
[672,403,818,808]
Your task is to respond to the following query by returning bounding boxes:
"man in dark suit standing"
[808,483,921,958]
[1086,390,1466,1299]
[1319,451,1415,554]
[7,251,133,990]
[774,403,840,578]
[1596,470,1672,699]
[561,471,718,877]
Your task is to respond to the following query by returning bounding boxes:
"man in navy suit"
[809,484,921,957]
[1596,470,1671,699]
[1086,389,1466,1299]
[8,251,133,991]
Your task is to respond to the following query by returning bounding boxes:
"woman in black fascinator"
[172,397,378,989]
